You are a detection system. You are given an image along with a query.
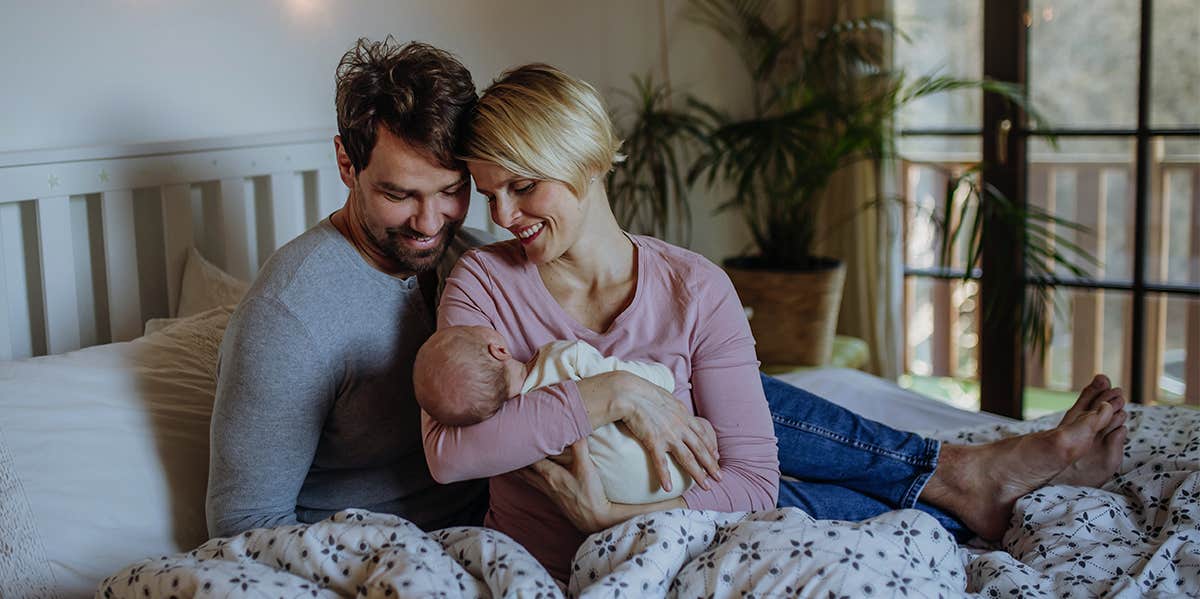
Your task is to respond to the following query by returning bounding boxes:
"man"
[205,38,492,537]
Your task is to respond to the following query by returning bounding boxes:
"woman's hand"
[516,440,617,533]
[577,371,722,492]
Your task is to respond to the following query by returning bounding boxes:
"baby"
[414,325,693,504]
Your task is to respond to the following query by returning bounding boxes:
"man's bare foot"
[922,397,1120,541]
[1049,375,1128,487]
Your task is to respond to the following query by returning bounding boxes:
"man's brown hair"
[335,37,477,172]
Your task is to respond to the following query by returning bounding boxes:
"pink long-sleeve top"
[422,234,780,580]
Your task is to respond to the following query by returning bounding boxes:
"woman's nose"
[491,195,520,229]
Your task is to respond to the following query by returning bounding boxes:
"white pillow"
[0,304,233,598]
[175,247,249,318]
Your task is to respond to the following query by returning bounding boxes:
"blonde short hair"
[461,63,623,197]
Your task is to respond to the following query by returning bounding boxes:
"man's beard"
[375,220,462,273]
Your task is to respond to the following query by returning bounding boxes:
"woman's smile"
[515,222,545,244]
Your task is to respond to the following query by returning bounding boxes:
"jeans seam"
[772,414,938,468]
[900,438,941,508]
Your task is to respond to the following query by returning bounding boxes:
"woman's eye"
[514,182,536,194]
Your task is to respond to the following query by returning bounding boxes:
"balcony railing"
[901,141,1200,407]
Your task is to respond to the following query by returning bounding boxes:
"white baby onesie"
[522,340,693,504]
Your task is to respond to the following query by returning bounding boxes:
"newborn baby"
[414,325,692,504]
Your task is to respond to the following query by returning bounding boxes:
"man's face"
[336,126,471,274]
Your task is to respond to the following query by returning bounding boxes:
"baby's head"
[413,326,526,425]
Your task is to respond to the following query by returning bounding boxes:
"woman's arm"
[423,258,590,482]
[514,265,779,522]
[516,440,688,533]
[424,254,716,484]
[679,269,781,512]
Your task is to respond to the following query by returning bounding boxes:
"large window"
[895,0,1199,417]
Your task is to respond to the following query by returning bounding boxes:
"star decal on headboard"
[47,174,60,189]
[99,169,110,183]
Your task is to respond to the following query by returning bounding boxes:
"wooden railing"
[901,144,1200,405]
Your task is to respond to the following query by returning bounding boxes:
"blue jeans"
[762,373,970,540]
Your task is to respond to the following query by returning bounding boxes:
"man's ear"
[333,135,358,190]
[487,342,512,361]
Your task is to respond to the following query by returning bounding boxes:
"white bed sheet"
[774,367,1016,433]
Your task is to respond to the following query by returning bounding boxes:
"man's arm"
[205,296,335,538]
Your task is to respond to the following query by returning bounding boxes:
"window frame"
[900,0,1200,416]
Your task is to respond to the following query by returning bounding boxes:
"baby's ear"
[487,342,512,361]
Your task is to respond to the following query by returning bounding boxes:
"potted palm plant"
[684,0,1066,365]
[610,0,1093,367]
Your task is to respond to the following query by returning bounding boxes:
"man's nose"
[410,200,443,236]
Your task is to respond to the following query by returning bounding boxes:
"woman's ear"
[487,342,512,361]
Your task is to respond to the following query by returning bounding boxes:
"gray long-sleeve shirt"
[205,219,489,538]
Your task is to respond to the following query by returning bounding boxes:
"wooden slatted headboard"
[0,129,496,360]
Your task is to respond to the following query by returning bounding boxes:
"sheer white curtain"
[801,0,905,380]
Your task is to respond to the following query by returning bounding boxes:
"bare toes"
[1059,401,1115,447]
[1047,416,1127,488]
[1100,425,1128,475]
[1104,423,1128,448]
[1102,408,1129,436]
[1104,387,1126,413]
[1063,375,1112,424]
[1091,401,1118,431]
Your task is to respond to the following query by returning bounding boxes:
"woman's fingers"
[569,439,595,478]
[689,417,721,480]
[547,450,574,468]
[517,459,564,496]
[693,417,719,458]
[650,449,674,493]
[522,440,617,533]
[616,379,727,493]
[513,465,548,496]
[669,438,710,491]
[679,428,720,485]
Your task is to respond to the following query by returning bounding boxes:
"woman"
[422,64,1128,582]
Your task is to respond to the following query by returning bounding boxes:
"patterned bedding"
[99,405,1199,598]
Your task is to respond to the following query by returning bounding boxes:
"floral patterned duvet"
[100,405,1199,598]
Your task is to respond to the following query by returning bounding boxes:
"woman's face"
[469,161,586,265]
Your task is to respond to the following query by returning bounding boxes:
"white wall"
[0,0,749,259]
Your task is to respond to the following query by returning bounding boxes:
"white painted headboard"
[0,130,347,360]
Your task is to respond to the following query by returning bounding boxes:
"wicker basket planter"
[724,257,846,367]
